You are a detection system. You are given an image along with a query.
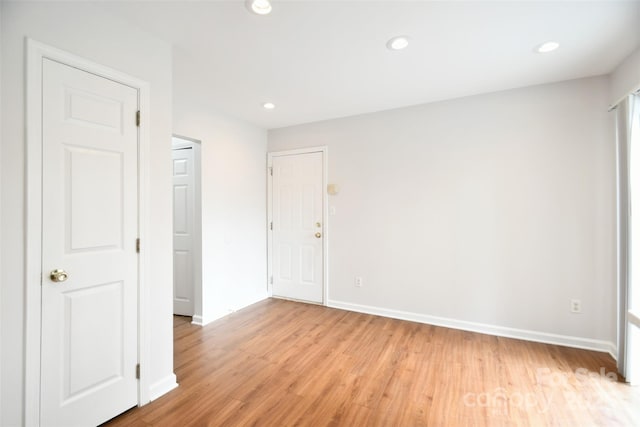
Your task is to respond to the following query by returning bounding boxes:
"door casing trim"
[267,146,329,305]
[25,38,151,425]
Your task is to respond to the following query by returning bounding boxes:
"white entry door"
[40,58,139,426]
[172,144,195,316]
[271,151,325,303]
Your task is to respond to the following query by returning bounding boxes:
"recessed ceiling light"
[246,0,272,15]
[263,102,276,110]
[386,36,409,51]
[535,41,560,53]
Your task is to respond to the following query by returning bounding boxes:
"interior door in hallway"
[271,151,324,303]
[172,143,196,316]
[40,58,139,426]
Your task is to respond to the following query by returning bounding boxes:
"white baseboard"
[327,299,617,358]
[194,295,269,327]
[191,315,204,326]
[148,374,178,401]
[198,309,229,327]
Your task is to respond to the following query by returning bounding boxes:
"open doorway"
[172,135,203,323]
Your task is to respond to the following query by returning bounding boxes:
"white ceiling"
[102,1,640,129]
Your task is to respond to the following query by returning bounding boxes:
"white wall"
[0,2,3,421]
[610,47,640,105]
[173,51,269,325]
[1,3,174,425]
[269,76,617,351]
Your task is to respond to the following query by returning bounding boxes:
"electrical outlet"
[355,276,363,287]
[570,299,582,313]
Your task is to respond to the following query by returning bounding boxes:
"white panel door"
[272,152,324,303]
[40,58,139,426]
[172,145,195,316]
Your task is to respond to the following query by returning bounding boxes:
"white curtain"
[617,93,640,383]
[616,96,630,378]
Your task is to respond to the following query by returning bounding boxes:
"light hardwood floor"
[105,298,640,426]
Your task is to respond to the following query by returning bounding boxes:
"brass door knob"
[315,232,322,238]
[50,269,69,283]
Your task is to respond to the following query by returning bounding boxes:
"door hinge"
[269,166,273,176]
[270,222,273,231]
[136,110,141,127]
[270,276,273,285]
[136,363,140,379]
[136,238,140,253]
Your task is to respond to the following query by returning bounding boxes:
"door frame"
[171,135,203,323]
[267,146,329,305]
[24,39,152,425]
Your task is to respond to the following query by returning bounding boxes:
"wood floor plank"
[103,298,640,427]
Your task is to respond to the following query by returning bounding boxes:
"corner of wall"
[148,374,178,402]
[610,47,640,105]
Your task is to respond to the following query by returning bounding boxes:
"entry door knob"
[50,269,69,283]
[315,232,322,238]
